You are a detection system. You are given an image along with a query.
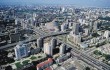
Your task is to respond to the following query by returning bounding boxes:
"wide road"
[57,39,110,70]
[35,27,110,70]
[0,29,69,50]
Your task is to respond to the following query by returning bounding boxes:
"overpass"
[0,31,69,50]
[1,27,110,70]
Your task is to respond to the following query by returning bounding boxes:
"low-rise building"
[56,53,70,63]
[37,58,53,70]
[79,43,88,48]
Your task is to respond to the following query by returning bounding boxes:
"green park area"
[15,62,22,68]
[12,53,46,69]
[22,60,30,65]
[94,50,110,61]
[30,55,37,60]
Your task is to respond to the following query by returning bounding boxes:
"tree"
[92,32,99,37]
[5,65,12,70]
[85,67,90,70]
[94,50,102,55]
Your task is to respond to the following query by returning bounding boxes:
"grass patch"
[22,60,30,65]
[15,62,22,68]
[93,50,102,55]
[30,56,37,60]
[38,56,42,58]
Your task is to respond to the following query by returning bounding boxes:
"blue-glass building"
[14,42,29,60]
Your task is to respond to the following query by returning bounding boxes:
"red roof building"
[37,58,53,70]
[45,67,52,70]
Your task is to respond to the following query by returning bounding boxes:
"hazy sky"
[0,0,110,7]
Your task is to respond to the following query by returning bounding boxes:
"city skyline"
[1,1,110,70]
[0,0,110,7]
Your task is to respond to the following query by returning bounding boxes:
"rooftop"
[37,58,53,68]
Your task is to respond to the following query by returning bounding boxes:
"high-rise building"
[14,42,29,60]
[70,34,81,45]
[20,19,27,29]
[68,19,74,29]
[93,21,98,31]
[44,45,53,56]
[60,44,66,55]
[103,30,110,39]
[37,38,43,48]
[84,28,90,36]
[61,23,68,32]
[72,23,80,35]
[15,18,19,25]
[33,13,37,21]
[51,38,57,49]
[89,22,93,32]
[61,7,65,13]
[9,33,20,43]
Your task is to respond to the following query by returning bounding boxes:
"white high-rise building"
[44,45,53,56]
[14,42,29,60]
[44,43,53,56]
[84,28,90,36]
[103,30,110,39]
[15,18,19,25]
[61,23,68,31]
[33,13,37,21]
[68,20,73,29]
[61,7,65,13]
[20,19,27,29]
[60,44,66,55]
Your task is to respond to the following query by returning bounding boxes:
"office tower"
[103,30,110,39]
[15,18,18,25]
[89,22,93,32]
[61,7,65,13]
[61,23,68,31]
[9,33,20,43]
[33,13,37,21]
[72,23,80,35]
[51,38,57,49]
[72,34,81,44]
[68,19,73,29]
[44,45,53,56]
[93,21,98,31]
[84,28,90,36]
[20,19,27,29]
[60,44,66,55]
[37,38,43,48]
[14,42,29,60]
